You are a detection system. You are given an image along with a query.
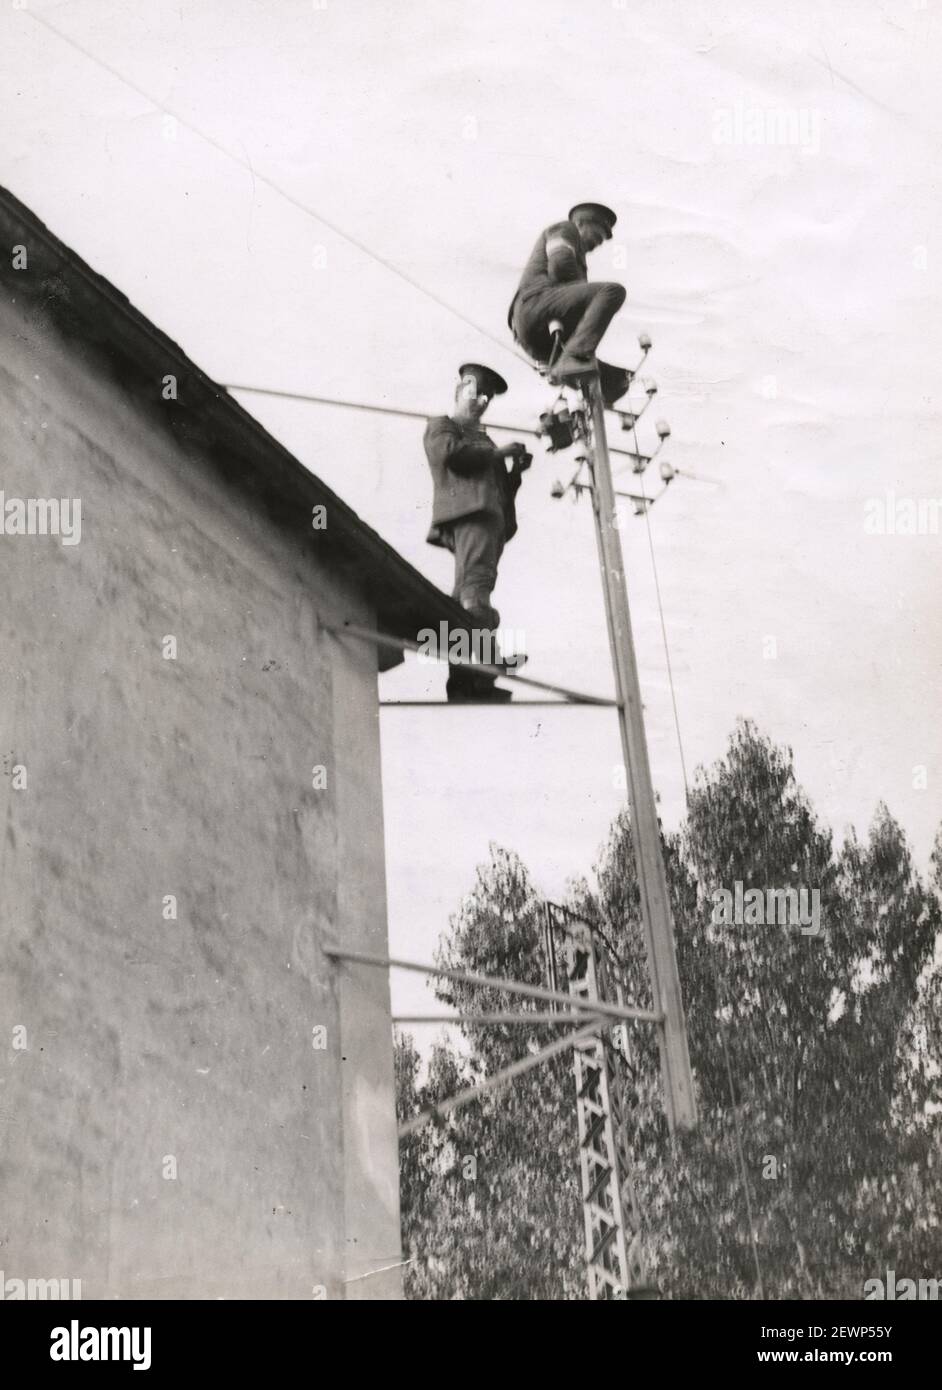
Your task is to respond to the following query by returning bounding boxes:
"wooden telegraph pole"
[581,374,697,1135]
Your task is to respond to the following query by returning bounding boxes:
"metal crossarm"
[398,1018,603,1138]
[325,945,659,1145]
[322,620,618,706]
[324,945,662,1024]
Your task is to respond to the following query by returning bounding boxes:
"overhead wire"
[24,17,655,468]
[634,433,765,1298]
[222,381,646,461]
[26,8,531,370]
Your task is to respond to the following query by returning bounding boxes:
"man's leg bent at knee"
[564,281,626,358]
[514,281,626,363]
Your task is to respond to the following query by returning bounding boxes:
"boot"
[598,360,632,408]
[547,350,598,388]
[446,673,513,703]
[447,603,514,702]
[499,651,528,672]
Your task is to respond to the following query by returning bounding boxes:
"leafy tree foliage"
[396,849,584,1299]
[396,720,942,1299]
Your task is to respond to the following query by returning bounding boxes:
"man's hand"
[500,441,531,469]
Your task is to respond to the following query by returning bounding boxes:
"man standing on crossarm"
[508,202,631,406]
[424,363,530,703]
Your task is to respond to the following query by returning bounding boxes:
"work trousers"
[445,511,506,627]
[441,511,506,693]
[513,280,627,363]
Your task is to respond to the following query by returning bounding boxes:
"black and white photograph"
[1,0,940,1336]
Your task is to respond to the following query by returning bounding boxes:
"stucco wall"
[0,289,402,1298]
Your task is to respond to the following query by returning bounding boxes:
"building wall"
[0,289,402,1298]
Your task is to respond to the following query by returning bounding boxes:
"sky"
[4,0,941,1030]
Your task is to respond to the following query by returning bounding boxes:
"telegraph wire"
[222,381,644,461]
[24,15,653,463]
[27,8,531,370]
[635,447,766,1298]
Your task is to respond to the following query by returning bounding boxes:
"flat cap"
[568,202,617,237]
[458,363,508,397]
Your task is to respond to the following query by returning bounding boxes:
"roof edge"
[0,184,473,668]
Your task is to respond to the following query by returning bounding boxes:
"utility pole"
[580,374,697,1135]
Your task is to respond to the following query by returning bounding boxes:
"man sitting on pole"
[424,363,530,703]
[507,202,631,406]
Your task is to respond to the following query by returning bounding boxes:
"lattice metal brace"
[545,902,651,1300]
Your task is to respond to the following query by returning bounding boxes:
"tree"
[397,847,583,1299]
[397,721,942,1299]
[588,721,941,1298]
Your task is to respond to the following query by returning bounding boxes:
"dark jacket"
[424,415,521,548]
[507,220,588,328]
